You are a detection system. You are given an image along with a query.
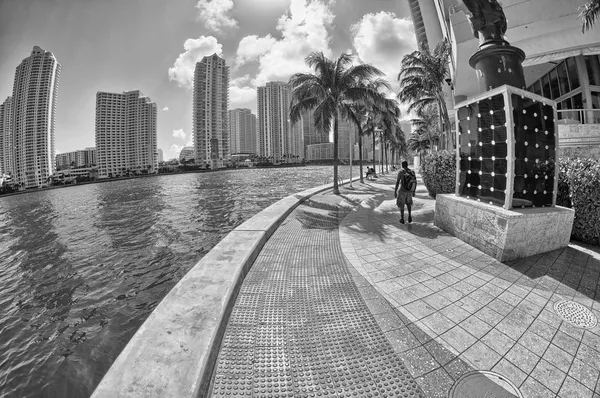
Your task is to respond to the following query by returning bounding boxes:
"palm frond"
[580,0,600,32]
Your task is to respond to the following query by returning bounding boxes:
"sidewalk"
[210,171,600,397]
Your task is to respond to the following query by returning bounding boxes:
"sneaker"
[399,218,405,224]
[408,215,412,223]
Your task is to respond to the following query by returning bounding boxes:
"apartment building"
[95,90,157,178]
[228,108,257,155]
[257,81,303,162]
[193,53,230,169]
[0,97,12,176]
[55,147,96,170]
[11,46,60,188]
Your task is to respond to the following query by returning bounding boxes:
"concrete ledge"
[91,177,356,398]
[435,194,575,262]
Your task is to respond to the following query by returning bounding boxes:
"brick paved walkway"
[209,193,424,397]
[340,173,600,398]
[209,171,600,398]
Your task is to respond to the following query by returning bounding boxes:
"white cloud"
[196,0,238,33]
[235,35,277,66]
[170,144,184,155]
[173,129,186,140]
[168,36,223,88]
[229,74,257,107]
[234,0,335,88]
[162,106,169,111]
[351,12,417,92]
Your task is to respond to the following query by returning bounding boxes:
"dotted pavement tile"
[209,192,425,397]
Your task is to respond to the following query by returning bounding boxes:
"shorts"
[396,190,413,207]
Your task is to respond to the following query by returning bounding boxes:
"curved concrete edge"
[91,178,358,398]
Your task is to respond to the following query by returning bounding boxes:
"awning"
[523,46,600,67]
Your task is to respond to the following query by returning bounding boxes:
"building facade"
[55,147,96,170]
[301,109,329,160]
[0,96,12,176]
[95,90,157,178]
[228,108,257,155]
[157,148,164,163]
[179,146,195,163]
[193,53,230,169]
[409,0,600,155]
[257,81,303,162]
[11,46,61,188]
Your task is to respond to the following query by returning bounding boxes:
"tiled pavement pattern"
[340,174,600,398]
[209,194,425,397]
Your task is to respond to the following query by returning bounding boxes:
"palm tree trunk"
[358,129,364,183]
[385,142,389,173]
[333,114,340,195]
[372,130,377,176]
[379,134,384,175]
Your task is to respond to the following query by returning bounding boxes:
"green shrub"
[421,152,599,245]
[421,150,456,199]
[556,158,600,246]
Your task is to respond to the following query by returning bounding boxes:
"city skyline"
[0,0,417,160]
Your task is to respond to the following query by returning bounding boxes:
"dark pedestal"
[469,45,526,93]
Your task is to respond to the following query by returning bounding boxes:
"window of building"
[585,55,600,86]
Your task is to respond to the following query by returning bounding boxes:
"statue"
[460,0,526,92]
[462,0,508,48]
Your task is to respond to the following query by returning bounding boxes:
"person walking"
[394,161,417,224]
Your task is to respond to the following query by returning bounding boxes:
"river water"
[0,165,374,398]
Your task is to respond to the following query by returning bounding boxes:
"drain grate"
[449,371,522,398]
[554,300,598,329]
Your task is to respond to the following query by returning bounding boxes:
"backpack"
[401,169,416,192]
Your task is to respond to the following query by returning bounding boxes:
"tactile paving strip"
[554,300,598,329]
[209,196,425,397]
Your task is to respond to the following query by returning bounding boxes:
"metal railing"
[557,109,600,125]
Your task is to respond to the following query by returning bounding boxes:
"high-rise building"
[55,147,96,170]
[193,53,230,169]
[95,90,157,178]
[257,81,303,162]
[157,148,164,163]
[179,146,195,163]
[11,46,60,188]
[0,97,13,176]
[228,108,257,155]
[301,109,328,159]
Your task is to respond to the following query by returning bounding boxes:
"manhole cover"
[449,371,522,398]
[554,300,598,329]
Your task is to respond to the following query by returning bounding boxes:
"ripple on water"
[0,165,357,397]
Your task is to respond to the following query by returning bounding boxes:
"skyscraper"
[0,97,13,176]
[193,54,230,169]
[228,108,257,155]
[301,109,328,159]
[95,90,157,178]
[11,46,60,188]
[257,81,303,162]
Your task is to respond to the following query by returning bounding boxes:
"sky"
[0,0,417,160]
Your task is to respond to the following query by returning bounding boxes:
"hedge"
[556,158,600,246]
[422,151,600,246]
[420,150,456,199]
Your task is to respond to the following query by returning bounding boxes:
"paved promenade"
[209,171,600,397]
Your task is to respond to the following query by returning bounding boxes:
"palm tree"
[411,104,441,152]
[398,38,452,150]
[580,0,600,32]
[407,132,431,167]
[290,52,386,194]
